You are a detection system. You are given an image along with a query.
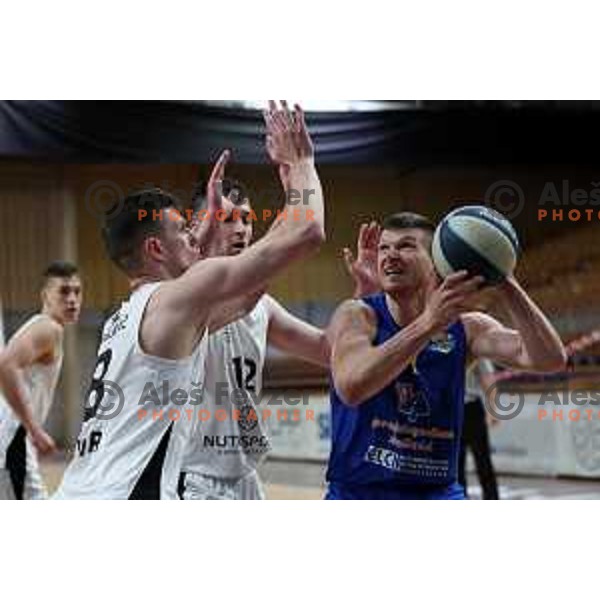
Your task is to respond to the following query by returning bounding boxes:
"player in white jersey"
[179,294,271,499]
[54,100,327,499]
[0,261,82,499]
[179,180,379,500]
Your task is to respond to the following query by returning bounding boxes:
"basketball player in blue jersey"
[326,212,567,500]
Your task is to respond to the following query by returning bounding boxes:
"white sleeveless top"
[0,314,63,458]
[181,296,270,480]
[54,283,208,499]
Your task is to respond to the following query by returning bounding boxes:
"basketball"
[431,205,520,284]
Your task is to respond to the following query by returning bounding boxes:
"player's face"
[218,196,253,256]
[190,195,253,258]
[377,228,437,293]
[158,208,200,276]
[42,276,82,325]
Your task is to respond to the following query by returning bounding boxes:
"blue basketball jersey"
[326,293,467,499]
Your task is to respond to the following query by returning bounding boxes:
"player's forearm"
[0,361,37,431]
[214,224,322,303]
[497,278,567,372]
[284,159,325,241]
[336,315,434,405]
[313,333,331,367]
[226,162,324,289]
[208,289,266,333]
[264,295,330,367]
[278,329,330,367]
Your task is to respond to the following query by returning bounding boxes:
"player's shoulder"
[135,280,178,322]
[337,297,376,318]
[330,298,377,335]
[9,315,64,362]
[27,314,63,341]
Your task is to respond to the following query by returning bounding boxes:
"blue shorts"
[325,481,466,500]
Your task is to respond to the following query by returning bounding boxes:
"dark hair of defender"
[102,188,182,274]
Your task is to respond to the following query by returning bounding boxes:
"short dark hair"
[382,212,436,233]
[192,178,249,213]
[42,260,79,279]
[43,261,79,285]
[102,188,181,274]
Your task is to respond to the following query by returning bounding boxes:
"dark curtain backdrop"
[0,100,599,165]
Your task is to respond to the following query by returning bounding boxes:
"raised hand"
[343,221,381,297]
[191,149,230,257]
[264,101,314,166]
[205,149,229,214]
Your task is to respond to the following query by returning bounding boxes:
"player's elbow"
[298,220,326,252]
[335,376,369,407]
[291,220,326,255]
[274,218,325,259]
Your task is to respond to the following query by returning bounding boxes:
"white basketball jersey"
[0,315,63,460]
[181,296,270,480]
[54,283,208,499]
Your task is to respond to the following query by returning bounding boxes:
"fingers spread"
[280,100,294,128]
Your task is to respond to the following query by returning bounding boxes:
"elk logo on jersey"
[395,382,431,423]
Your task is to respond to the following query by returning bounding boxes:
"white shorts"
[179,470,265,500]
[0,426,47,500]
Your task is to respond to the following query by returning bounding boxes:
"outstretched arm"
[183,102,324,312]
[0,318,61,455]
[463,276,567,373]
[142,102,326,358]
[208,288,267,334]
[264,295,329,367]
[264,221,383,367]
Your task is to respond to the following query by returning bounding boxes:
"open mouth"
[384,267,404,276]
[231,242,247,251]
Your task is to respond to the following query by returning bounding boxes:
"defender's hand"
[264,101,314,166]
[343,221,381,297]
[191,149,230,257]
